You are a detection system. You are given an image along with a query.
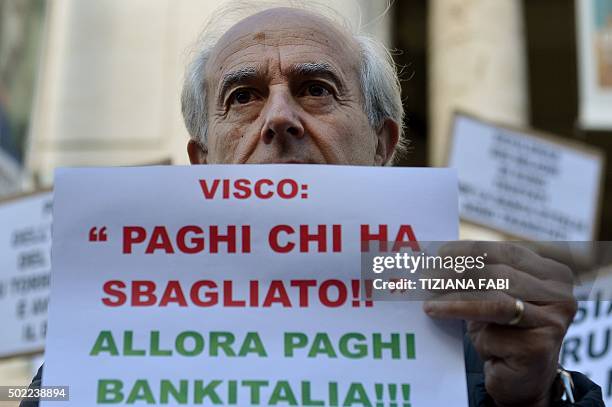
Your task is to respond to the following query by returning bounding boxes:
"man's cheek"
[333,118,376,164]
[207,127,242,163]
[227,129,261,163]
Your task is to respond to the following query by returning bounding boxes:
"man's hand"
[423,242,577,407]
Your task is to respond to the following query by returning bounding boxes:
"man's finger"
[478,264,573,302]
[420,263,574,302]
[438,241,574,283]
[423,292,557,329]
[467,322,560,360]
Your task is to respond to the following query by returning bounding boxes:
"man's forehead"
[207,8,360,81]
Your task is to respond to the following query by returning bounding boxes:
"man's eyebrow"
[217,66,259,103]
[287,62,344,91]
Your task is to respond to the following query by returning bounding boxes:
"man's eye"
[305,83,330,97]
[230,89,254,105]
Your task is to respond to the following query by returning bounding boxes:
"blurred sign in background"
[562,271,612,405]
[449,113,605,241]
[0,192,51,359]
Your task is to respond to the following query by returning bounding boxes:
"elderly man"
[22,3,603,407]
[180,4,602,407]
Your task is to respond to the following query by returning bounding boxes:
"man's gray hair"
[181,0,406,162]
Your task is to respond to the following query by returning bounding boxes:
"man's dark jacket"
[20,334,604,406]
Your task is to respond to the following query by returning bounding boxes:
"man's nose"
[260,90,304,144]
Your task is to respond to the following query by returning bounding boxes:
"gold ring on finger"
[507,298,525,326]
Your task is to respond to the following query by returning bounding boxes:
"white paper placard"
[0,192,52,358]
[449,114,604,241]
[42,165,467,406]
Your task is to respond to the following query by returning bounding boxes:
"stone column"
[429,0,528,166]
[429,0,528,240]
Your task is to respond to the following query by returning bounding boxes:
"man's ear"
[374,118,400,166]
[187,139,208,164]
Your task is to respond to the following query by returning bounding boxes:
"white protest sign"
[0,192,51,358]
[448,114,604,241]
[43,165,467,406]
[561,270,612,404]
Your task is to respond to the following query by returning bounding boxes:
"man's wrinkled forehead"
[207,8,361,84]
